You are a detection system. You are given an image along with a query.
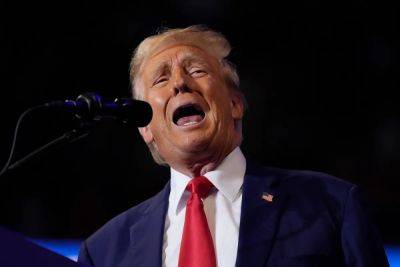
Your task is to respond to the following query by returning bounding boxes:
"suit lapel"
[120,181,170,267]
[236,163,288,267]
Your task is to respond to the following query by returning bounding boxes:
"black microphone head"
[114,98,153,127]
[44,93,153,127]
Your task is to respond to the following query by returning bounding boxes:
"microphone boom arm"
[0,92,151,178]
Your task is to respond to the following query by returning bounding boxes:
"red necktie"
[178,176,216,267]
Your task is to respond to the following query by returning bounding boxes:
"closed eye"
[153,76,168,86]
[189,69,206,77]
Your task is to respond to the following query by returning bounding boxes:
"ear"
[138,126,154,145]
[230,91,244,120]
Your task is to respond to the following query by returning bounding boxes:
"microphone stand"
[0,106,92,178]
[7,129,90,172]
[0,92,152,178]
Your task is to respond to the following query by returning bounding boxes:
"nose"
[171,68,191,95]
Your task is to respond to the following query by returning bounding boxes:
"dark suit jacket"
[78,163,389,266]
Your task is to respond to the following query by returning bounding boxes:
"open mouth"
[173,103,205,127]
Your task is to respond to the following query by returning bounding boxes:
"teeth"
[183,121,198,126]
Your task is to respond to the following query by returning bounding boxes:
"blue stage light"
[30,239,82,261]
[31,239,400,266]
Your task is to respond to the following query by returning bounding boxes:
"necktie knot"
[186,176,214,199]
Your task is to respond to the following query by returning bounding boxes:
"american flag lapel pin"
[262,192,274,203]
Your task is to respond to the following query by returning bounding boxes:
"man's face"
[138,45,244,166]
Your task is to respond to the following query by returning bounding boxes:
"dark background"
[0,1,399,244]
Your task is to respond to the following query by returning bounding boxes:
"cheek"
[204,76,219,93]
[147,90,168,113]
[205,81,232,113]
[145,90,170,133]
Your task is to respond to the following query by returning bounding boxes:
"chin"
[177,134,213,153]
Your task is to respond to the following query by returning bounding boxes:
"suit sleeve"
[78,241,95,267]
[341,185,389,267]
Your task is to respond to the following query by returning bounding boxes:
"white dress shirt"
[162,147,246,267]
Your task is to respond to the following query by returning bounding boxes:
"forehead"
[142,45,218,73]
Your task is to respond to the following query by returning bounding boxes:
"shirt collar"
[169,147,246,214]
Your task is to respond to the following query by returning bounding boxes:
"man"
[78,26,389,267]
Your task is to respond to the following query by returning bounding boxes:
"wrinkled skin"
[137,45,244,177]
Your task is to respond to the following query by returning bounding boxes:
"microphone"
[44,92,152,127]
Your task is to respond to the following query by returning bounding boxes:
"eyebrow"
[149,52,210,79]
[149,60,171,79]
[180,53,209,68]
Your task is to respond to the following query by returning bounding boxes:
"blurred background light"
[30,239,400,266]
